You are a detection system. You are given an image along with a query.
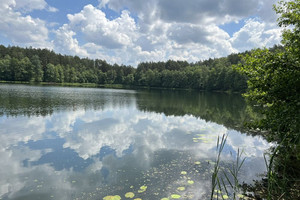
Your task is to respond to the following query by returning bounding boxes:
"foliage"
[210,134,246,200]
[235,0,300,199]
[274,0,300,54]
[236,0,300,142]
[0,45,249,92]
[236,48,299,141]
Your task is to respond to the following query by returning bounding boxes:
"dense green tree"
[10,57,20,81]
[161,70,173,88]
[124,74,134,85]
[106,69,117,84]
[115,66,124,84]
[236,0,299,141]
[55,64,64,83]
[69,67,78,83]
[31,55,43,82]
[98,71,107,84]
[44,63,57,82]
[0,43,250,91]
[0,45,9,58]
[22,57,34,81]
[0,55,12,81]
[236,0,300,198]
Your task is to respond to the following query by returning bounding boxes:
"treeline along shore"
[0,44,262,92]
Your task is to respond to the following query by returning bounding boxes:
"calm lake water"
[0,84,269,200]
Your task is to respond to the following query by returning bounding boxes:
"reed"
[210,134,246,200]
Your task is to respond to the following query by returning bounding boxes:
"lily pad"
[194,161,201,165]
[171,194,181,199]
[161,198,169,200]
[222,195,229,199]
[103,195,121,200]
[125,192,135,198]
[138,185,147,193]
[140,185,147,190]
[177,187,185,191]
[187,180,194,185]
[180,171,187,175]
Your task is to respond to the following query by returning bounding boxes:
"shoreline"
[0,81,242,94]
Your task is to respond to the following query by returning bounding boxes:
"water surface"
[0,84,268,200]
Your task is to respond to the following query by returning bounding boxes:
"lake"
[0,84,269,200]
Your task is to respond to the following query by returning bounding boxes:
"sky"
[0,0,283,66]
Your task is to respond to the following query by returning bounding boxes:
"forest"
[0,44,252,92]
[0,0,298,199]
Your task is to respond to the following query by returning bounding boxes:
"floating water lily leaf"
[187,180,194,185]
[237,194,244,198]
[222,195,229,199]
[125,192,135,198]
[180,171,187,175]
[133,198,142,200]
[138,185,147,193]
[103,195,121,200]
[140,186,147,190]
[194,161,201,165]
[171,194,181,199]
[161,198,169,200]
[177,187,185,191]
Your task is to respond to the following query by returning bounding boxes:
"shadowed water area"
[0,84,269,200]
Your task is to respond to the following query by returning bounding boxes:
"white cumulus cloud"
[0,0,283,65]
[230,19,282,52]
[54,24,88,57]
[0,0,54,48]
[67,4,138,49]
[50,0,281,65]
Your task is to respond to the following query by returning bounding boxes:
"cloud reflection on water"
[0,85,269,199]
[0,107,269,199]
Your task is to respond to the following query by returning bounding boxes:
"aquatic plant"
[210,134,246,200]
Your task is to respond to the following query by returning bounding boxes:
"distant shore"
[0,81,242,94]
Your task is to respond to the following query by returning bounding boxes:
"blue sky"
[0,0,282,66]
